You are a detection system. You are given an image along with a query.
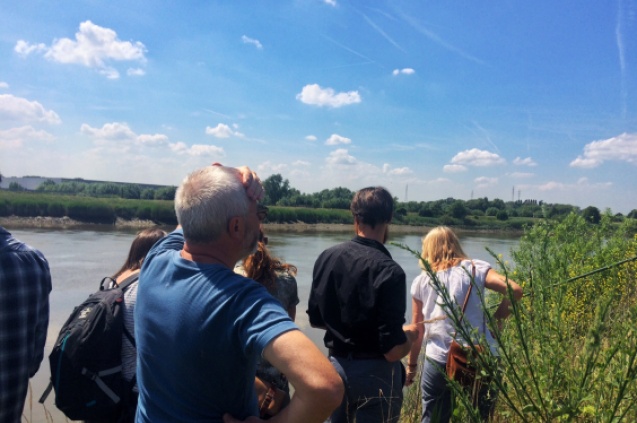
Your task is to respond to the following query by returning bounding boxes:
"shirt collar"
[351,235,392,258]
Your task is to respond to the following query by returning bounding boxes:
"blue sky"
[1,1,636,213]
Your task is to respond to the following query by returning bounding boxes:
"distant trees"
[582,206,601,224]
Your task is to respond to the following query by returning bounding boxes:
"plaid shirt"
[0,227,51,423]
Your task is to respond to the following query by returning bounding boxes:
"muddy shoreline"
[0,215,521,235]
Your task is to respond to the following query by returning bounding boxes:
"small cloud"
[570,132,637,168]
[170,142,224,157]
[15,20,147,79]
[326,149,357,165]
[0,82,8,89]
[325,133,351,145]
[509,172,534,178]
[0,94,61,124]
[443,164,467,173]
[205,123,243,139]
[324,0,337,6]
[536,177,612,192]
[258,161,288,173]
[127,68,145,76]
[293,160,310,166]
[80,122,169,149]
[474,176,498,188]
[382,163,413,175]
[305,135,317,142]
[513,156,537,167]
[0,125,56,149]
[392,68,415,76]
[241,35,263,50]
[450,148,506,167]
[296,84,361,108]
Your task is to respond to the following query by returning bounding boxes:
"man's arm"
[383,323,418,362]
[224,330,344,423]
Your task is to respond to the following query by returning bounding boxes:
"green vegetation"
[2,173,637,229]
[400,213,637,422]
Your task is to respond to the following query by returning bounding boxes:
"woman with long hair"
[405,226,522,422]
[238,238,299,418]
[89,227,167,423]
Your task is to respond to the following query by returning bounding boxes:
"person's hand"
[236,166,264,202]
[405,364,418,386]
[212,163,265,202]
[222,413,263,423]
[403,323,419,343]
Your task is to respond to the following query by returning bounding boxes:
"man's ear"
[227,216,244,241]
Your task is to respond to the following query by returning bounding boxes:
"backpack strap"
[117,271,140,291]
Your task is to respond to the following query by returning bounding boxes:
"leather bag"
[254,376,289,418]
[445,264,486,391]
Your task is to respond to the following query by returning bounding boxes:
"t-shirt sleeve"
[471,259,492,286]
[410,273,425,301]
[235,282,298,358]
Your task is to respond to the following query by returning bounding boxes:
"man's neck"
[355,222,388,244]
[181,241,237,268]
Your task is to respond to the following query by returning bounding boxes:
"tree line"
[4,174,637,226]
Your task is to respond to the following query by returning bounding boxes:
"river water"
[11,227,519,422]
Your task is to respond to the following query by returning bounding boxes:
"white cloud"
[0,94,61,124]
[0,82,8,89]
[474,176,498,188]
[324,0,337,6]
[382,163,413,175]
[169,141,224,157]
[0,125,56,149]
[258,161,288,174]
[513,156,537,167]
[325,133,352,145]
[14,40,47,56]
[326,149,357,165]
[570,132,637,168]
[535,177,612,192]
[127,68,145,76]
[305,135,317,142]
[450,148,506,167]
[293,160,310,166]
[296,84,361,108]
[241,35,263,50]
[443,164,467,173]
[205,123,244,139]
[392,68,415,76]
[80,122,174,151]
[509,172,534,178]
[15,21,147,79]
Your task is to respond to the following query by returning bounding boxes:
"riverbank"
[0,215,522,235]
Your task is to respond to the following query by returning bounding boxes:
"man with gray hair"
[135,165,343,423]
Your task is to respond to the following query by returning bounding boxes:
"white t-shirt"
[410,259,496,363]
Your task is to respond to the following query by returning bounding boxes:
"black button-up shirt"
[307,236,407,355]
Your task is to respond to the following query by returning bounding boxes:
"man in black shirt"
[307,186,418,423]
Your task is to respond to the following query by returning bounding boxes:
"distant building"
[0,176,62,191]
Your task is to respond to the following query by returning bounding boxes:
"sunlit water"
[11,227,519,422]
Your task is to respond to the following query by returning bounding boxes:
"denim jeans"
[328,356,404,423]
[420,358,497,423]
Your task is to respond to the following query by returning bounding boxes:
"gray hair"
[175,166,250,244]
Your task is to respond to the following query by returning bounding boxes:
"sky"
[1,1,636,214]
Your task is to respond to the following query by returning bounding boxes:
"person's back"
[0,226,51,423]
[135,165,343,423]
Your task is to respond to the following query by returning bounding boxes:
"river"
[10,227,519,422]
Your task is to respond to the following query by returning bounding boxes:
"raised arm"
[484,269,523,321]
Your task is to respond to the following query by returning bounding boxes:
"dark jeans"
[329,356,404,423]
[420,358,497,423]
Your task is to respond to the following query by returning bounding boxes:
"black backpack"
[39,273,139,420]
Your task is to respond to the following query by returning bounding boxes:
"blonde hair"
[419,226,468,272]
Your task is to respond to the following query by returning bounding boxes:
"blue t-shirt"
[135,229,297,422]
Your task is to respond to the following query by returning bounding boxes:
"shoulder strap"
[117,271,140,291]
[459,263,476,315]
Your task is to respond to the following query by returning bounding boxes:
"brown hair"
[243,242,297,292]
[350,186,394,229]
[419,226,468,272]
[113,227,168,278]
